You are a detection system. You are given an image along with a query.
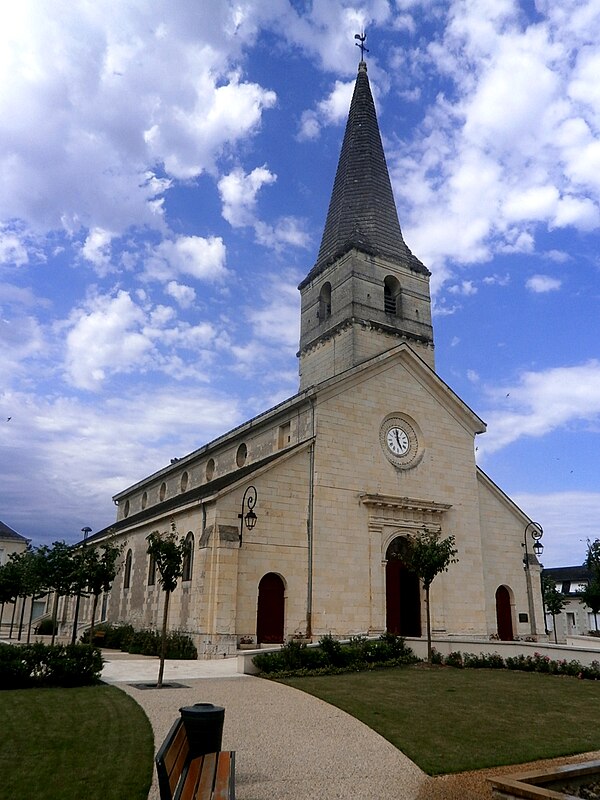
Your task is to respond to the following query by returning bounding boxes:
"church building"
[85,59,545,657]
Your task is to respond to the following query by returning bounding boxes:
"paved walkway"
[102,651,428,800]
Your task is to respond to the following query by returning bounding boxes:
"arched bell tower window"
[319,282,332,321]
[384,276,401,315]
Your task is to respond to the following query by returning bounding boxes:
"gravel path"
[103,654,600,800]
[106,658,428,800]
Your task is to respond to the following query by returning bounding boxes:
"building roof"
[543,565,590,583]
[0,520,28,542]
[300,60,428,290]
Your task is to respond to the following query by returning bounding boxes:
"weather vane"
[354,31,369,61]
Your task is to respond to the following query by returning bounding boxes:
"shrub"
[318,634,347,667]
[445,651,464,668]
[252,633,416,676]
[165,630,197,659]
[78,624,197,659]
[0,642,103,689]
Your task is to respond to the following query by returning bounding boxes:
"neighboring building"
[0,521,30,634]
[543,565,599,639]
[77,58,546,656]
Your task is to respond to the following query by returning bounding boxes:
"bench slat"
[156,717,235,800]
[195,752,216,800]
[178,754,204,800]
[213,752,234,800]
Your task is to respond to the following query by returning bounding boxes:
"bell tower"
[298,59,434,390]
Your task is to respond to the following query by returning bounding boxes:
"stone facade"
[73,59,546,656]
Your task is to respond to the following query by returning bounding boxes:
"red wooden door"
[256,573,285,643]
[496,585,513,641]
[386,542,421,637]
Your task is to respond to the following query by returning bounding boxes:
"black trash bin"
[179,703,225,757]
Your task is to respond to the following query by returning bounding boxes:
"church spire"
[300,56,428,291]
[297,43,434,390]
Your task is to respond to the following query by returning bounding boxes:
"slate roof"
[543,565,591,596]
[0,520,28,541]
[300,60,428,290]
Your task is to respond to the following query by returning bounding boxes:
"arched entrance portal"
[495,585,514,641]
[256,573,285,644]
[386,537,421,636]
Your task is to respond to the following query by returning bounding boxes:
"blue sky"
[1,0,599,567]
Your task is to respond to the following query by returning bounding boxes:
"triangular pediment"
[314,341,486,437]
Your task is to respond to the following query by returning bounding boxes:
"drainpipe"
[306,398,316,639]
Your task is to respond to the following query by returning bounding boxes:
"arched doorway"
[385,537,421,636]
[256,573,285,644]
[495,585,514,641]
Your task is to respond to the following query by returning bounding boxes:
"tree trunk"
[157,590,170,688]
[71,592,82,645]
[51,591,59,645]
[17,595,27,641]
[552,613,558,644]
[425,584,432,665]
[89,593,99,644]
[27,596,36,644]
[9,600,16,638]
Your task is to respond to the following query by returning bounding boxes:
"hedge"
[253,633,417,677]
[82,623,197,659]
[431,648,600,680]
[0,642,103,689]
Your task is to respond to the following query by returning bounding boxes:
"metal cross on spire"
[354,31,369,61]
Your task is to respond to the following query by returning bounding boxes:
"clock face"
[379,415,422,469]
[386,427,409,455]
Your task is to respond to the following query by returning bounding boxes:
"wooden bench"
[155,717,235,800]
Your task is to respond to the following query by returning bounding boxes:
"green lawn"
[0,685,153,800]
[281,665,600,775]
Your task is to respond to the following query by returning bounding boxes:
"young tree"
[23,545,51,643]
[45,541,78,645]
[0,559,22,638]
[85,541,124,643]
[542,576,567,643]
[585,539,600,574]
[582,540,600,633]
[403,530,458,665]
[146,521,190,687]
[580,575,600,633]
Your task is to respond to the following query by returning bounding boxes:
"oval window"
[180,471,189,493]
[206,458,215,482]
[236,443,247,467]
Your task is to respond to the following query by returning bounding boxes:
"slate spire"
[301,60,428,289]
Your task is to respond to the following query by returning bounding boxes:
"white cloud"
[218,166,277,227]
[0,384,244,542]
[63,288,221,390]
[247,279,300,350]
[526,274,562,293]
[218,166,309,251]
[448,279,477,296]
[544,249,570,263]
[81,227,114,274]
[64,291,152,390]
[297,79,354,140]
[390,1,600,287]
[0,228,29,266]
[146,235,228,282]
[165,281,196,308]
[0,2,277,236]
[510,491,600,567]
[254,217,310,250]
[478,360,600,454]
